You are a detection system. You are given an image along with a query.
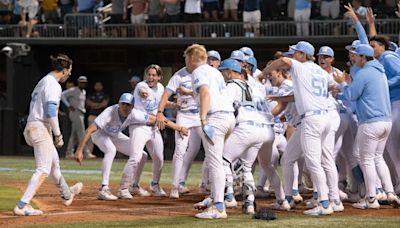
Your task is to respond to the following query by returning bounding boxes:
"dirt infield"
[1,180,399,227]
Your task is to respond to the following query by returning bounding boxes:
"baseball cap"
[239,47,254,57]
[291,41,315,56]
[244,56,257,73]
[389,41,398,52]
[129,76,141,82]
[207,50,221,61]
[230,50,245,61]
[119,93,134,104]
[77,76,88,82]
[317,46,334,57]
[352,44,374,57]
[345,40,360,51]
[283,45,296,57]
[219,59,241,73]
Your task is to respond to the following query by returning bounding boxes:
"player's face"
[207,57,220,68]
[369,40,385,58]
[293,51,304,62]
[118,102,133,117]
[318,55,333,69]
[146,68,161,88]
[348,51,356,64]
[60,65,72,83]
[221,70,231,81]
[268,70,281,86]
[354,54,365,68]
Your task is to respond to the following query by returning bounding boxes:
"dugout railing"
[0,14,399,38]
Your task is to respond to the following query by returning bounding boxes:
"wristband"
[158,110,163,113]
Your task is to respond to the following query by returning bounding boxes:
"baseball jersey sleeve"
[288,59,302,80]
[44,82,62,106]
[166,74,179,94]
[192,67,210,93]
[94,106,113,130]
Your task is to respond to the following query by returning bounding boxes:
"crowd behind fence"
[0,13,399,39]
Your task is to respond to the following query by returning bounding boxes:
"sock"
[224,193,234,202]
[179,181,186,187]
[285,195,293,202]
[17,201,27,209]
[100,185,107,191]
[151,181,158,186]
[312,192,318,200]
[368,197,375,203]
[320,200,329,209]
[214,202,224,212]
[292,189,299,195]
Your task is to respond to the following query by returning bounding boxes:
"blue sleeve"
[384,56,400,88]
[45,101,58,118]
[355,21,369,44]
[340,77,365,101]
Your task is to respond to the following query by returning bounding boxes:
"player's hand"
[344,3,359,23]
[75,148,84,165]
[396,1,400,18]
[54,134,64,148]
[332,70,346,84]
[178,126,189,138]
[139,89,149,98]
[266,95,279,101]
[156,112,166,130]
[366,7,375,24]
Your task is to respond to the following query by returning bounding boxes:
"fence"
[0,14,399,39]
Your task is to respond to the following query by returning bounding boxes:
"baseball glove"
[253,207,277,221]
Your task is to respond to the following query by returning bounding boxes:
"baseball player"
[61,76,96,159]
[156,67,203,199]
[14,54,82,216]
[266,41,334,216]
[218,59,275,214]
[207,50,221,68]
[333,44,400,209]
[121,64,168,197]
[184,44,235,219]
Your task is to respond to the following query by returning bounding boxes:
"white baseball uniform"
[191,64,236,204]
[165,67,203,188]
[120,81,165,189]
[21,73,73,204]
[289,59,332,203]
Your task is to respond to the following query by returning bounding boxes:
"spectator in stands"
[243,0,261,37]
[17,0,39,38]
[184,0,201,37]
[344,0,367,35]
[294,0,311,37]
[223,0,238,21]
[129,0,148,37]
[59,0,75,22]
[40,0,60,23]
[0,0,11,24]
[161,0,181,36]
[86,81,109,156]
[109,0,128,37]
[147,0,163,37]
[202,0,219,22]
[320,0,340,19]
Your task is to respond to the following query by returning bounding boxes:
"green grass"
[0,185,22,212]
[19,214,400,228]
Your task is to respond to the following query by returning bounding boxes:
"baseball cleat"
[85,153,96,159]
[129,185,151,197]
[195,205,227,219]
[178,185,190,194]
[117,188,133,199]
[13,204,43,216]
[63,182,83,206]
[224,197,238,208]
[376,190,387,202]
[330,200,344,212]
[194,197,213,210]
[293,193,303,204]
[243,204,255,215]
[305,197,318,209]
[304,204,334,216]
[150,184,167,197]
[339,190,348,201]
[387,192,400,208]
[97,188,118,201]
[169,188,179,199]
[352,198,380,209]
[271,200,291,211]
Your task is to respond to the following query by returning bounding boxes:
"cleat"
[304,204,334,216]
[243,204,255,215]
[352,198,380,209]
[330,200,344,212]
[150,184,167,197]
[178,185,190,194]
[129,185,151,197]
[387,192,400,208]
[13,204,43,216]
[85,153,96,159]
[169,187,179,199]
[305,197,318,209]
[117,188,133,199]
[339,190,348,201]
[194,197,213,210]
[63,182,83,206]
[224,197,237,208]
[271,200,291,211]
[195,205,227,219]
[376,190,387,202]
[97,188,118,201]
[293,193,303,204]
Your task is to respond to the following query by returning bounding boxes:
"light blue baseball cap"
[317,46,334,57]
[353,44,374,57]
[244,56,257,73]
[291,41,315,56]
[389,42,398,52]
[207,50,221,61]
[219,59,241,73]
[239,47,254,57]
[230,50,245,61]
[283,45,296,57]
[345,40,360,51]
[119,93,134,104]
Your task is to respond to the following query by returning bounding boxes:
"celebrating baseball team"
[13,3,400,219]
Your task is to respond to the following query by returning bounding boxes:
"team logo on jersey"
[145,98,159,112]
